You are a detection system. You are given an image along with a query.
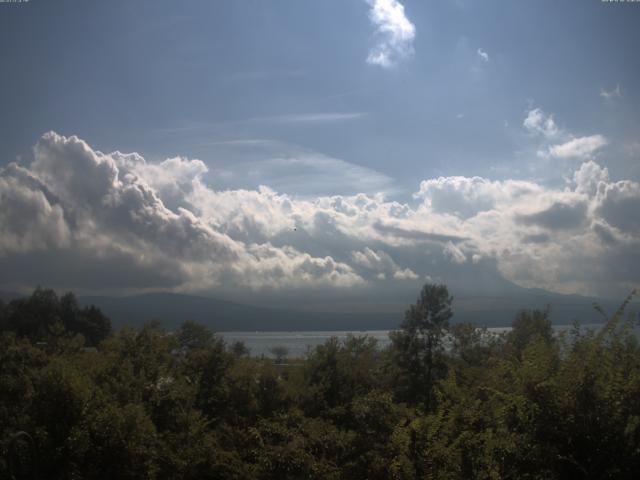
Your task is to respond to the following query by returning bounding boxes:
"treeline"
[0,288,111,346]
[1,285,639,479]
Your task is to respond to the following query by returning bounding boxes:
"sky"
[1,0,639,309]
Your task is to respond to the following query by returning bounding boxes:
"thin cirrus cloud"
[600,84,622,100]
[365,0,416,68]
[207,153,397,197]
[1,128,639,299]
[260,112,368,123]
[187,136,396,197]
[156,112,367,134]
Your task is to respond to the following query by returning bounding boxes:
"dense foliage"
[1,286,639,479]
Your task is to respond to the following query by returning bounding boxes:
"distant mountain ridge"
[0,290,25,303]
[1,289,633,332]
[78,292,399,331]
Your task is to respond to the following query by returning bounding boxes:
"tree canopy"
[1,285,639,479]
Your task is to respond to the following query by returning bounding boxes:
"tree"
[449,322,491,366]
[0,299,5,329]
[270,346,289,364]
[176,320,214,351]
[390,283,453,410]
[229,340,250,358]
[76,305,111,346]
[191,339,234,422]
[69,403,159,479]
[4,288,60,341]
[507,307,554,358]
[301,335,382,419]
[1,289,111,346]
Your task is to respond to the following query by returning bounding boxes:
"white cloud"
[443,241,466,264]
[547,135,608,159]
[263,112,367,123]
[477,48,489,62]
[2,132,639,299]
[594,179,640,234]
[523,108,608,162]
[0,132,364,293]
[523,108,559,138]
[365,0,416,68]
[156,112,367,135]
[600,84,622,100]
[352,247,418,279]
[414,175,541,219]
[231,243,365,290]
[0,164,71,255]
[574,160,609,196]
[208,154,396,197]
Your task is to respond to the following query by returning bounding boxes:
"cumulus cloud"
[365,0,416,67]
[477,48,489,62]
[1,132,639,299]
[547,135,608,159]
[414,176,540,219]
[351,247,418,280]
[524,108,608,161]
[0,164,70,255]
[523,108,559,138]
[443,242,466,265]
[516,201,588,230]
[574,160,610,196]
[409,159,640,295]
[594,179,640,234]
[0,133,363,293]
[230,244,365,290]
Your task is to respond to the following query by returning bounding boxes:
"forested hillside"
[1,286,639,479]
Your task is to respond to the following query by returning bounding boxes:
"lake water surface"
[220,323,619,358]
[221,330,393,358]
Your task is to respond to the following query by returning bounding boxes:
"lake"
[219,323,619,358]
[221,330,393,358]
[220,326,520,358]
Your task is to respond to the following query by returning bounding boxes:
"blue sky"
[1,0,639,305]
[2,0,639,189]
